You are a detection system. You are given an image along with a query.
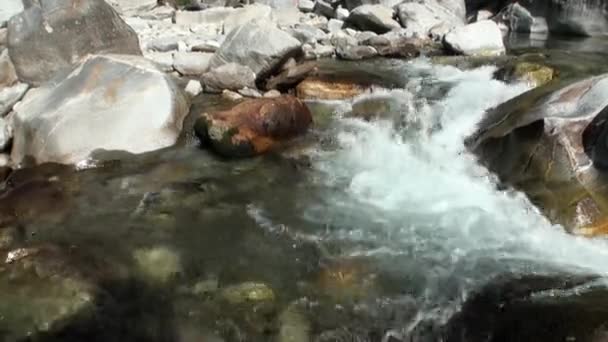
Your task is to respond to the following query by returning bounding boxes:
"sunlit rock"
[296,77,370,100]
[495,61,556,88]
[444,20,505,56]
[10,54,189,165]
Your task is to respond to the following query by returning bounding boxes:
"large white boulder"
[443,20,505,56]
[11,54,189,165]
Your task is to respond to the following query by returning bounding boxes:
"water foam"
[299,60,608,330]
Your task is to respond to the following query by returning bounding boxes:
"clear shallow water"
[5,58,608,341]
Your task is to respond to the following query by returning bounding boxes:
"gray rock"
[347,5,401,34]
[238,87,262,98]
[443,20,505,56]
[210,20,301,81]
[146,36,183,52]
[520,0,608,37]
[136,5,175,20]
[497,2,534,33]
[327,19,345,33]
[361,32,424,57]
[7,0,141,86]
[299,0,315,12]
[0,0,23,27]
[11,54,189,165]
[0,49,18,88]
[201,63,256,93]
[354,30,377,43]
[223,4,273,34]
[337,44,378,59]
[335,6,349,20]
[314,0,336,18]
[173,7,236,27]
[397,0,465,39]
[173,52,213,75]
[0,83,28,117]
[531,16,548,34]
[300,12,329,29]
[144,52,175,72]
[185,80,203,97]
[287,24,327,43]
[302,43,335,59]
[190,40,221,52]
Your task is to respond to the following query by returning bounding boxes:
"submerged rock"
[0,245,102,340]
[195,95,312,157]
[468,74,608,232]
[296,77,370,100]
[133,246,182,285]
[221,282,276,304]
[443,20,505,56]
[7,0,141,86]
[10,54,189,165]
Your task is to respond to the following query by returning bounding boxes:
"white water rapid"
[296,60,608,335]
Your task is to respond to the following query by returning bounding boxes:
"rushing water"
[5,57,608,341]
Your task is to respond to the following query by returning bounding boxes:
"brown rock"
[195,95,313,157]
[296,77,370,100]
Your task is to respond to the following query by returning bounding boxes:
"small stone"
[327,19,344,33]
[221,282,276,304]
[202,63,257,93]
[238,87,262,98]
[190,40,220,53]
[145,36,181,52]
[173,52,213,76]
[264,90,281,98]
[185,80,203,97]
[221,89,243,101]
[0,83,29,117]
[335,6,349,20]
[298,0,315,13]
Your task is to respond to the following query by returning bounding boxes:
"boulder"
[337,44,378,60]
[302,43,335,59]
[173,52,213,76]
[106,0,157,15]
[10,54,189,165]
[443,20,505,56]
[210,20,301,83]
[185,79,203,97]
[314,0,336,18]
[299,0,315,12]
[520,0,608,37]
[296,77,370,100]
[7,0,141,86]
[286,24,327,44]
[201,63,257,93]
[0,0,23,27]
[143,51,174,72]
[173,7,236,27]
[397,0,465,38]
[327,18,345,33]
[346,5,401,34]
[194,95,312,157]
[468,74,608,233]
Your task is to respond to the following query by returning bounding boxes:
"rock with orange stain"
[195,95,313,157]
[469,73,608,232]
[10,54,189,165]
[296,77,370,100]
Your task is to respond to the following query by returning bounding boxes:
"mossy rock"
[495,61,557,87]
